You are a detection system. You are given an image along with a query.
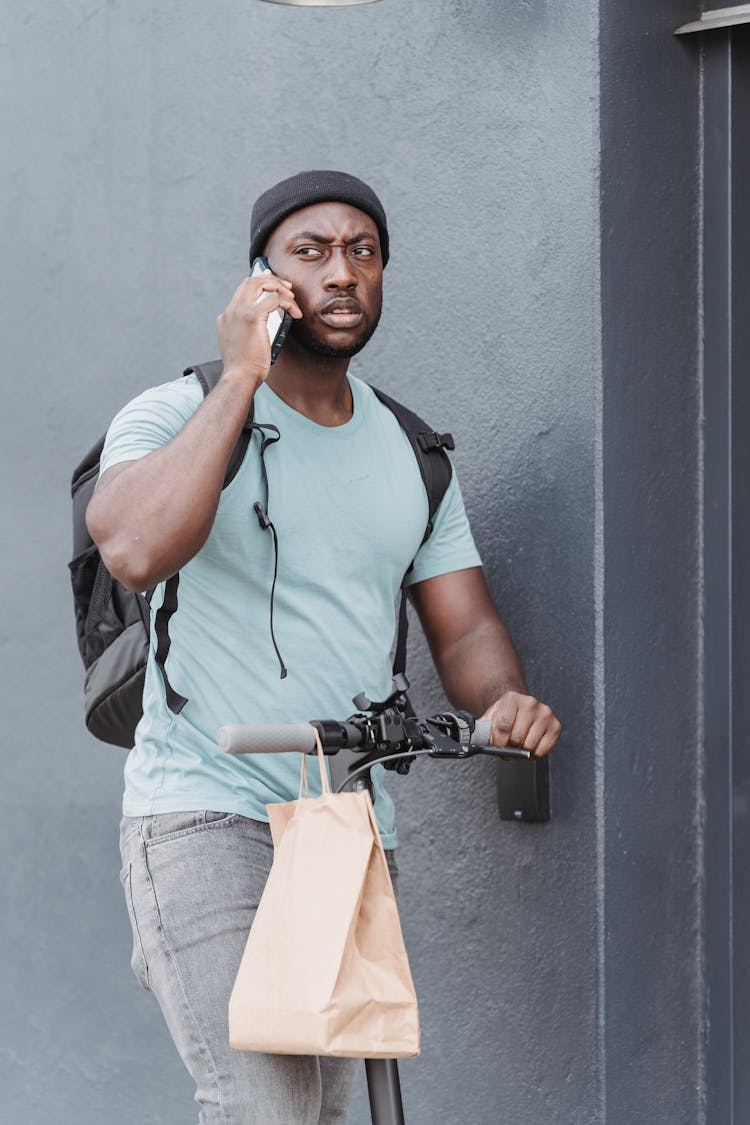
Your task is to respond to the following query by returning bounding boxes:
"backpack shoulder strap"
[184,360,255,486]
[186,359,223,395]
[369,384,454,528]
[369,385,456,681]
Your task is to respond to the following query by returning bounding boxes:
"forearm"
[434,616,561,756]
[432,616,528,717]
[411,569,561,755]
[86,369,260,591]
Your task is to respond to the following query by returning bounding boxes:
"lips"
[318,298,364,330]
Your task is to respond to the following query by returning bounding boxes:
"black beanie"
[249,170,389,267]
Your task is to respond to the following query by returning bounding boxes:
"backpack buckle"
[417,431,455,453]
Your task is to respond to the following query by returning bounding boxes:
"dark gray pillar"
[730,35,750,1120]
[702,23,750,1123]
[599,3,704,1122]
[703,27,733,1124]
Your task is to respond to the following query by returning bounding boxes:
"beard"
[289,305,382,359]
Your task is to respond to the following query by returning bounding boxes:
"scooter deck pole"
[365,1058,406,1125]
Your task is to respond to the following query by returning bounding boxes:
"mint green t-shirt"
[100,373,482,847]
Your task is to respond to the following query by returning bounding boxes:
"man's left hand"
[481,692,562,758]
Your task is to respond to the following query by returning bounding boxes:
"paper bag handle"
[299,728,331,798]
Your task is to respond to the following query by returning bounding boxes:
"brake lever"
[478,745,533,761]
[421,721,532,761]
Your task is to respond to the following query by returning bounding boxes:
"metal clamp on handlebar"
[441,711,473,745]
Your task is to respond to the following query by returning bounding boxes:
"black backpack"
[69,361,456,748]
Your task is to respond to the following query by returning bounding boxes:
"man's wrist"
[480,683,529,715]
[219,365,266,395]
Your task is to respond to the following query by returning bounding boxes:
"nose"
[324,248,358,290]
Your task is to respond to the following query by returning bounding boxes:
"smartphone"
[249,256,293,364]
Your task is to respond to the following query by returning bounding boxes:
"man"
[87,170,561,1125]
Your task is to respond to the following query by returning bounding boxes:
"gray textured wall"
[1,1,710,1123]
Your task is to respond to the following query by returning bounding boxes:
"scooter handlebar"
[218,716,496,756]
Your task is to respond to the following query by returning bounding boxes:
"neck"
[265,340,354,426]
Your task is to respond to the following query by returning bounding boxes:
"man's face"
[263,201,383,359]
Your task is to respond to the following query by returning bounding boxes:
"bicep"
[409,566,500,655]
[86,460,139,543]
[93,461,135,493]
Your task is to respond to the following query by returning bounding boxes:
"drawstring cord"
[249,422,287,680]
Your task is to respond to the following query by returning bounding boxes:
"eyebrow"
[285,230,377,246]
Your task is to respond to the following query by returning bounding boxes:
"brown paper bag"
[228,740,420,1058]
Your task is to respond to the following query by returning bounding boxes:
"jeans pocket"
[120,861,150,991]
[119,815,142,857]
[143,810,243,848]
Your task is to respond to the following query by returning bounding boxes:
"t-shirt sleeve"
[403,468,483,587]
[99,375,204,475]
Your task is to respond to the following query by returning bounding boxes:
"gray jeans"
[119,811,399,1125]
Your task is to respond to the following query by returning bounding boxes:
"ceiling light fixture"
[260,0,381,7]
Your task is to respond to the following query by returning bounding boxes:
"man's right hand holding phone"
[216,271,302,388]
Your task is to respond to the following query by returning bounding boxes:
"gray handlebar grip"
[471,718,494,745]
[217,723,317,755]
